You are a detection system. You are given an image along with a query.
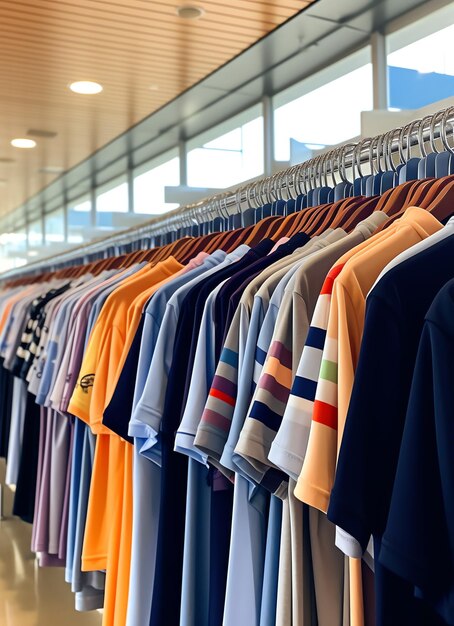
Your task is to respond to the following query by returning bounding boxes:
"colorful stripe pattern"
[285,264,345,433]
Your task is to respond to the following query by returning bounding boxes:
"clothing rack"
[2,104,454,280]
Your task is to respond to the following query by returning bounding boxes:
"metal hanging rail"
[1,105,454,280]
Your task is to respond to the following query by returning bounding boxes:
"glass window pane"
[28,219,43,247]
[273,50,373,163]
[45,209,65,243]
[68,197,91,244]
[96,178,128,228]
[387,6,454,110]
[0,230,27,269]
[187,105,264,189]
[134,155,180,215]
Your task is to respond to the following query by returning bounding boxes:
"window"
[187,104,264,189]
[28,219,43,247]
[68,197,92,243]
[96,177,128,227]
[134,151,180,215]
[0,230,27,271]
[45,209,65,243]
[387,5,454,110]
[273,49,373,163]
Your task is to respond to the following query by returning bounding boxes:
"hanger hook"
[295,162,305,195]
[320,152,329,187]
[406,119,422,161]
[285,166,295,200]
[315,153,325,188]
[429,110,443,154]
[258,180,266,207]
[313,154,322,188]
[356,137,369,179]
[398,124,410,165]
[341,145,351,183]
[368,135,378,175]
[381,130,391,172]
[308,156,320,191]
[251,181,261,209]
[320,151,329,188]
[441,106,454,154]
[387,128,399,173]
[326,150,335,187]
[418,115,431,158]
[235,185,244,215]
[263,177,271,204]
[275,170,285,201]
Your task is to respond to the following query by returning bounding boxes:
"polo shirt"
[68,259,183,626]
[268,213,388,481]
[174,280,225,464]
[32,273,111,404]
[380,278,454,626]
[149,242,272,626]
[57,264,144,412]
[102,252,208,440]
[12,282,70,380]
[188,237,318,626]
[124,252,225,626]
[2,284,47,370]
[234,229,348,493]
[69,257,182,432]
[229,233,344,488]
[327,232,454,626]
[129,248,240,446]
[213,233,311,359]
[297,207,442,626]
[66,284,111,610]
[195,233,334,477]
[91,258,184,626]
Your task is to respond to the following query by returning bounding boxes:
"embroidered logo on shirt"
[80,373,95,393]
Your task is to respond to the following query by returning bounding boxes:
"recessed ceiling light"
[176,5,204,19]
[11,138,37,149]
[27,250,39,257]
[69,81,103,95]
[149,84,160,91]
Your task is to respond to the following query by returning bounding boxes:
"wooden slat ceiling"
[0,0,315,218]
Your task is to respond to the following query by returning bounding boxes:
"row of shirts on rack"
[0,177,453,626]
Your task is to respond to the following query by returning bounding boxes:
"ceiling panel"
[0,0,314,216]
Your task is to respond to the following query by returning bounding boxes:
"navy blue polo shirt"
[215,232,311,360]
[149,240,273,626]
[380,277,454,626]
[327,233,454,625]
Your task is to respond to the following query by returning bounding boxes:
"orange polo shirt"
[69,257,183,626]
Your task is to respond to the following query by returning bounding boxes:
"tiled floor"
[0,461,102,626]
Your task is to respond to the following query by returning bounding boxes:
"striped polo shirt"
[268,213,388,480]
[193,235,325,473]
[234,230,351,494]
